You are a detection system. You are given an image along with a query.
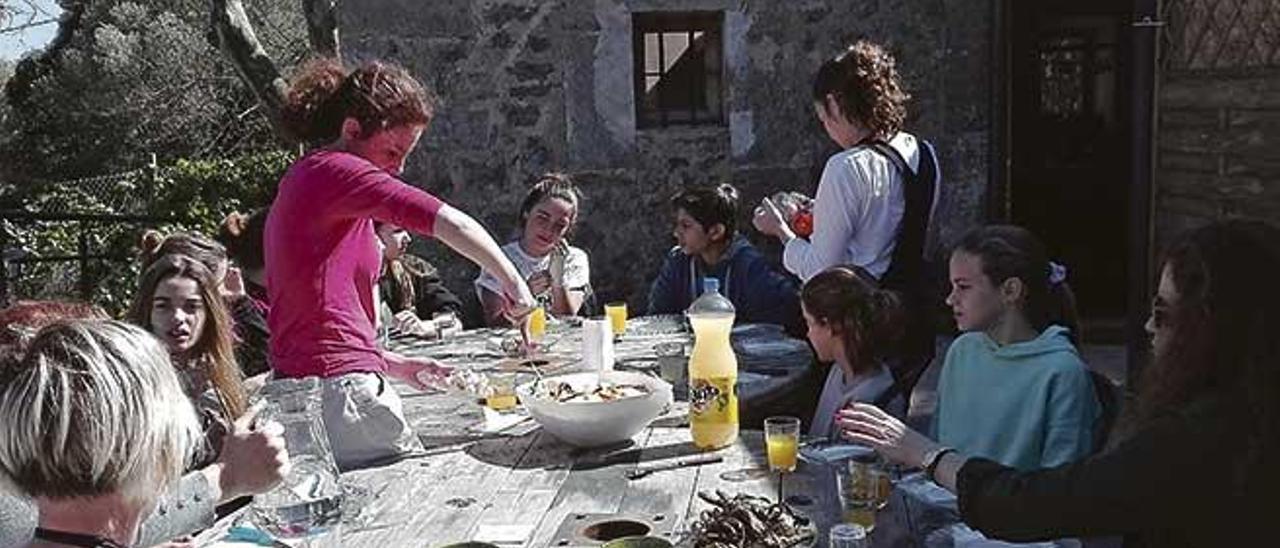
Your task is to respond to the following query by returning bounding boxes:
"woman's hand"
[393,310,439,339]
[385,353,453,392]
[500,276,538,324]
[222,265,247,298]
[752,197,796,241]
[836,403,939,469]
[211,403,290,501]
[548,242,568,287]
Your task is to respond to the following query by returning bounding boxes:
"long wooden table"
[336,427,835,546]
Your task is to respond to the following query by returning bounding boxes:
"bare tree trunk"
[302,0,340,59]
[209,0,290,140]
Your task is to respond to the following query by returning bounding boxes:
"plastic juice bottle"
[686,278,738,450]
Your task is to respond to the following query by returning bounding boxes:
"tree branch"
[301,0,339,58]
[209,0,289,140]
[0,16,56,36]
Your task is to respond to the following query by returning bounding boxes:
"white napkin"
[477,407,531,434]
[473,523,535,544]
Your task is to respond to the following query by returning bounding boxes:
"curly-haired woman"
[753,40,943,402]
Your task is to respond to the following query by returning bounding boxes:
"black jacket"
[956,396,1272,547]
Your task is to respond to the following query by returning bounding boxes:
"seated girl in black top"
[377,221,464,337]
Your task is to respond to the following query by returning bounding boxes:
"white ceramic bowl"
[517,370,673,448]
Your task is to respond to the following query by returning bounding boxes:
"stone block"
[1162,74,1280,109]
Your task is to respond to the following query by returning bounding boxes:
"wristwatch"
[921,445,956,483]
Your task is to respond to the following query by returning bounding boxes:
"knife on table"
[625,454,724,480]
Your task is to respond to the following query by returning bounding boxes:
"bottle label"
[689,375,738,424]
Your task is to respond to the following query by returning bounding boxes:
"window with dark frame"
[632,11,724,128]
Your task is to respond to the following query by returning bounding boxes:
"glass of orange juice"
[764,415,800,502]
[527,305,546,344]
[485,372,518,412]
[604,301,627,338]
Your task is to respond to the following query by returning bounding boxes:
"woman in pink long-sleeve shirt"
[266,58,535,469]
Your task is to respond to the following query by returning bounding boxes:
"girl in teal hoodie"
[933,225,1099,471]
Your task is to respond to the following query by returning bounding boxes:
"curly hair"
[216,209,267,272]
[281,57,437,145]
[812,40,911,139]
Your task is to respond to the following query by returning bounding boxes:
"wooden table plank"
[613,427,704,541]
[525,431,654,546]
[465,431,579,545]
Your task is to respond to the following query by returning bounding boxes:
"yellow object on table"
[528,306,546,342]
[605,302,627,336]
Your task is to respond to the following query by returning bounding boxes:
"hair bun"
[139,230,165,256]
[221,212,248,238]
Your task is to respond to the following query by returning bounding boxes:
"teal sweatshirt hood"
[978,324,1078,360]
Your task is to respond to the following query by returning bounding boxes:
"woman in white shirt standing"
[753,40,935,283]
[755,40,941,402]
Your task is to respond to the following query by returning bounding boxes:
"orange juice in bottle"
[686,278,738,450]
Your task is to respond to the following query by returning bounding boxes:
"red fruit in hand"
[792,212,813,237]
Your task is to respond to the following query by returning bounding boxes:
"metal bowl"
[517,370,673,448]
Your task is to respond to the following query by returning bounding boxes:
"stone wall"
[1154,74,1280,254]
[342,0,994,323]
[1154,0,1280,255]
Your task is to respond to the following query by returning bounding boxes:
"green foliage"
[0,0,307,182]
[5,149,294,316]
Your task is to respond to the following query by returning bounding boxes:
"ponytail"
[281,57,435,146]
[954,225,1080,342]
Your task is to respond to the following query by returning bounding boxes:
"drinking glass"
[836,452,889,532]
[527,306,547,344]
[654,342,686,385]
[829,523,870,547]
[764,416,800,501]
[485,372,518,412]
[605,302,628,337]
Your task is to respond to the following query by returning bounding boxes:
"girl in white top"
[754,40,937,283]
[476,173,591,325]
[801,265,908,439]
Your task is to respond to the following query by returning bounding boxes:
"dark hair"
[671,184,739,240]
[0,300,107,348]
[801,265,905,374]
[128,254,246,420]
[216,209,267,272]
[1125,221,1280,471]
[140,230,228,279]
[812,40,910,139]
[518,172,582,229]
[953,225,1080,342]
[374,222,434,312]
[281,57,436,145]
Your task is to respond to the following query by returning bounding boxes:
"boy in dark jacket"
[648,184,801,330]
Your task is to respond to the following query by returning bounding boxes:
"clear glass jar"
[251,377,344,539]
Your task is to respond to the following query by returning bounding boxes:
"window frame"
[632,11,726,129]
